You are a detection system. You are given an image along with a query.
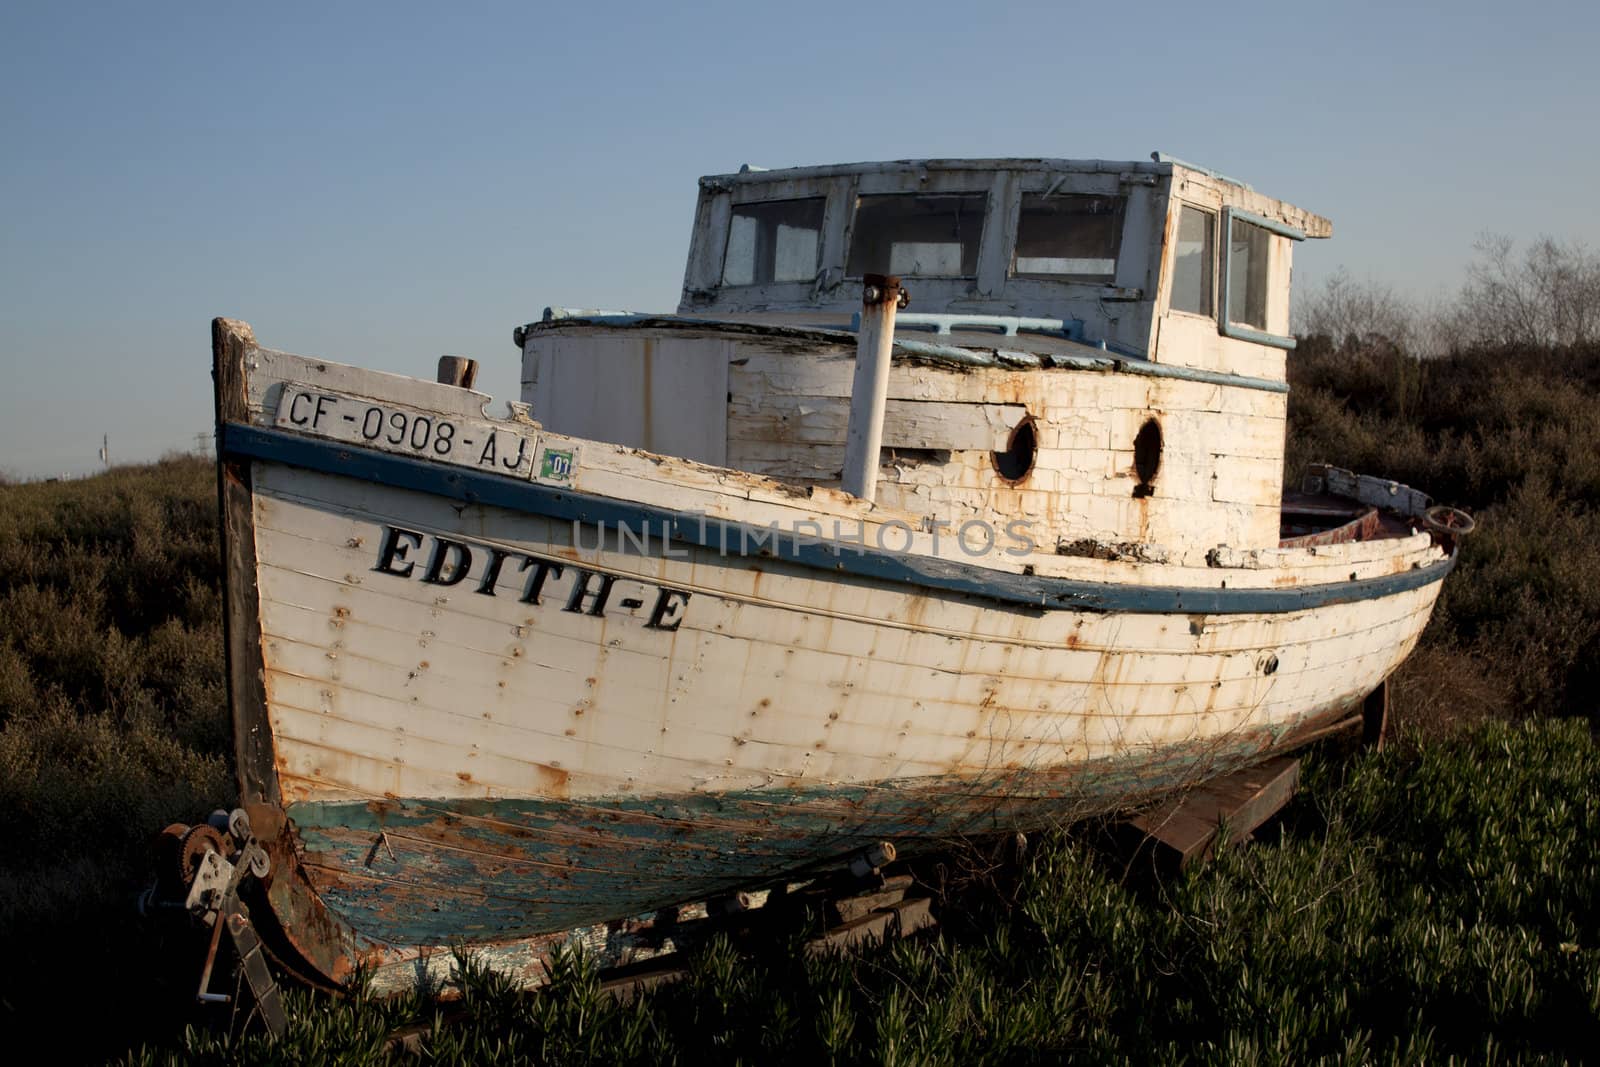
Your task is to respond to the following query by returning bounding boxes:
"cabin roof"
[699,153,1332,239]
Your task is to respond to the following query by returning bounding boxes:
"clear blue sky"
[3,0,1596,478]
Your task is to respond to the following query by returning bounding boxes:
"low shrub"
[1288,342,1600,726]
[0,458,231,1053]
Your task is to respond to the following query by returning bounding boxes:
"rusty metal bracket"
[162,809,288,1039]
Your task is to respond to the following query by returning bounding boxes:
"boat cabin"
[676,155,1328,378]
[519,156,1332,560]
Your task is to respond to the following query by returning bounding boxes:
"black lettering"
[517,558,563,604]
[373,526,424,578]
[361,407,383,440]
[410,416,432,451]
[478,433,497,467]
[313,394,337,429]
[502,435,527,471]
[645,588,691,631]
[475,547,516,596]
[386,411,406,444]
[288,391,312,425]
[564,569,616,616]
[421,537,473,586]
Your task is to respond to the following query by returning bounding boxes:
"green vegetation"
[2,342,1598,1061]
[0,456,229,1053]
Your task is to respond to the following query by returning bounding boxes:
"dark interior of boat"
[1278,491,1403,548]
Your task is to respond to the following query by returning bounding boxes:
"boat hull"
[242,448,1442,958]
[210,325,1452,990]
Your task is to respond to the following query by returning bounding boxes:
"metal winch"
[141,808,287,1038]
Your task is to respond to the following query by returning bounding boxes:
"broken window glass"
[1170,205,1215,317]
[1227,217,1271,330]
[1013,193,1123,280]
[846,194,985,278]
[722,198,825,286]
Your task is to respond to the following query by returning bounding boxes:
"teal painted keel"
[284,716,1322,948]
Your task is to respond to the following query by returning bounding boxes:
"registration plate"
[274,386,539,478]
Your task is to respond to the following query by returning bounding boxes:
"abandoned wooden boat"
[205,154,1466,991]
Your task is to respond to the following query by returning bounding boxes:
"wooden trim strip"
[214,319,374,991]
[212,319,280,807]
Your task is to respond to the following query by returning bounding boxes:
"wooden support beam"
[599,960,689,1004]
[1127,756,1300,869]
[829,874,913,925]
[806,897,933,957]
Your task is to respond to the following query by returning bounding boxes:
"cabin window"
[1217,208,1301,349]
[1169,206,1214,316]
[722,198,826,286]
[1012,194,1123,280]
[846,194,984,278]
[1226,217,1271,330]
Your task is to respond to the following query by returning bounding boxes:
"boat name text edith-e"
[371,524,691,632]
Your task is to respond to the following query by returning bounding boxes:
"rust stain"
[245,801,368,987]
[533,763,570,797]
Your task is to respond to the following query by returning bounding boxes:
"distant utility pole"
[98,434,109,467]
[194,432,211,455]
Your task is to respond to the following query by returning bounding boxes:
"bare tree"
[1294,267,1420,353]
[1458,233,1600,347]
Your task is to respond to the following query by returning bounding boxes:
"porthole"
[992,418,1036,482]
[1133,418,1162,498]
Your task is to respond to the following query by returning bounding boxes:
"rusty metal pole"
[841,274,907,501]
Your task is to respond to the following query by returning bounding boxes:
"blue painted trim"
[1221,322,1298,351]
[1059,353,1291,394]
[1220,207,1299,351]
[1225,207,1306,242]
[851,312,1087,340]
[225,425,1453,617]
[1151,152,1254,191]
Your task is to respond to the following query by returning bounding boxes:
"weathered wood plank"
[1128,755,1300,867]
[729,398,1026,451]
[213,317,279,808]
[829,874,914,925]
[805,897,934,956]
[436,356,479,389]
[247,461,1441,803]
